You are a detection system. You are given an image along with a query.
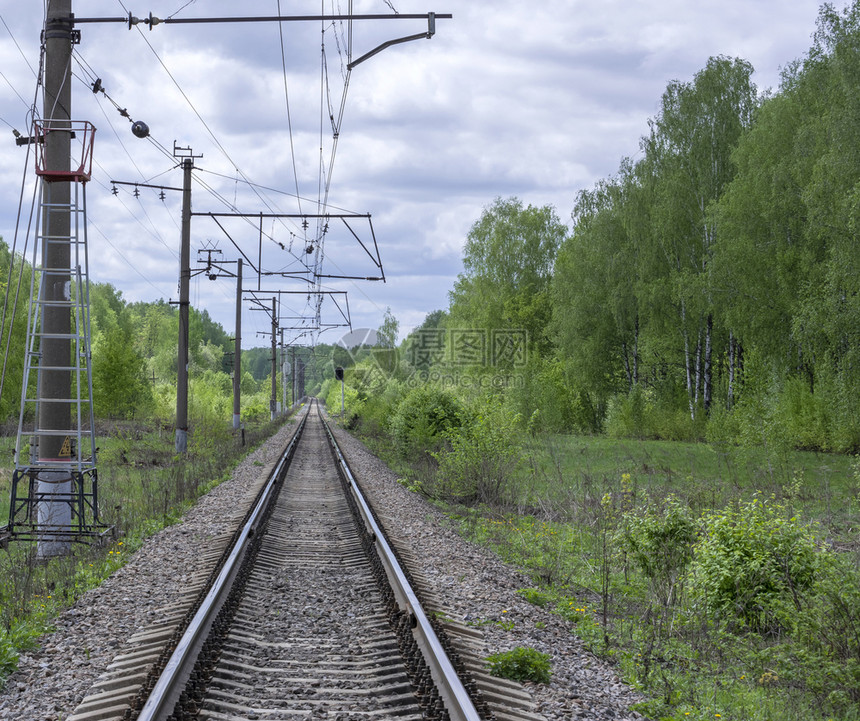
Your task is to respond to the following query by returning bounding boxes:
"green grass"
[404,432,860,721]
[520,434,859,539]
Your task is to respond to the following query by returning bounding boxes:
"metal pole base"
[37,469,72,558]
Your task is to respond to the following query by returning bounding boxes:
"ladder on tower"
[3,119,107,546]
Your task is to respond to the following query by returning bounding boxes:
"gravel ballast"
[329,423,645,721]
[0,416,645,720]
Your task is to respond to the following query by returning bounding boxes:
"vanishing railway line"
[65,401,544,721]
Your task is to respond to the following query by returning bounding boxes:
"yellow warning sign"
[59,436,72,458]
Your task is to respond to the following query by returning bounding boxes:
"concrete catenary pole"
[232,258,242,430]
[175,157,193,453]
[280,328,286,415]
[270,297,277,420]
[37,0,74,557]
[291,346,296,407]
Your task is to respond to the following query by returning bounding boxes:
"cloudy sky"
[0,0,832,347]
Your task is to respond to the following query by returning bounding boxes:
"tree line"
[0,267,338,429]
[360,1,860,454]
[4,2,859,455]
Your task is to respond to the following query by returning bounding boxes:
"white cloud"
[0,0,832,345]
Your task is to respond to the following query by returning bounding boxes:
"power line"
[276,0,304,219]
[79,2,446,336]
[0,13,40,79]
[87,218,173,298]
[191,174,305,258]
[103,181,181,260]
[113,1,319,254]
[0,69,32,111]
[71,61,150,179]
[166,0,198,20]
[0,30,45,410]
[194,167,358,215]
[67,55,189,272]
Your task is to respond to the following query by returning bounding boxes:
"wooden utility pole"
[232,258,242,430]
[175,155,193,453]
[37,0,74,556]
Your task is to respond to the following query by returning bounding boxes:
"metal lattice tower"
[6,119,105,551]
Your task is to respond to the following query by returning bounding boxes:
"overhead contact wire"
[276,0,304,219]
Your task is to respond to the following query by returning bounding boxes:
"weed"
[486,646,551,684]
[518,587,551,607]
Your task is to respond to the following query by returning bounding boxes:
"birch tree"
[448,197,567,358]
[645,56,757,418]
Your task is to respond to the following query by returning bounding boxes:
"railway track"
[66,401,545,721]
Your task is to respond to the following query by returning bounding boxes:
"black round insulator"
[131,120,150,138]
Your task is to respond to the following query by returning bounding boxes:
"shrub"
[518,588,552,608]
[0,631,18,678]
[509,357,599,433]
[353,389,392,437]
[241,394,270,423]
[692,495,820,632]
[778,375,830,451]
[486,646,552,684]
[605,386,648,439]
[323,377,364,425]
[731,351,792,455]
[620,495,697,607]
[705,403,741,448]
[389,385,463,457]
[783,555,860,709]
[431,396,522,505]
[606,384,706,442]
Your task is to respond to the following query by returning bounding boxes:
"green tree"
[645,55,758,418]
[712,1,860,449]
[0,240,33,422]
[449,197,567,359]
[378,307,399,348]
[554,175,637,409]
[92,324,152,419]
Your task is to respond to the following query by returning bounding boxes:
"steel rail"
[136,407,308,721]
[320,409,483,721]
